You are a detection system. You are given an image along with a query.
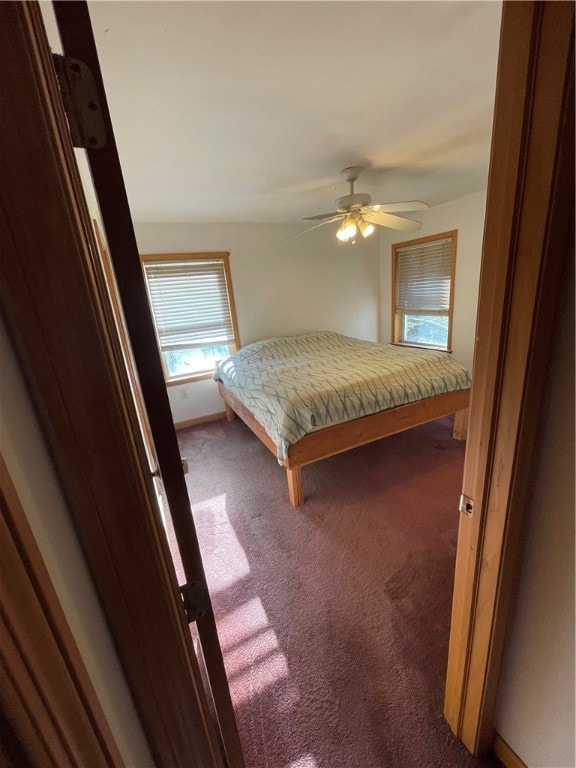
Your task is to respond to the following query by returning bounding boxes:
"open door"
[0,3,244,766]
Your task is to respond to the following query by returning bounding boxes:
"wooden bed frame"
[217,381,470,507]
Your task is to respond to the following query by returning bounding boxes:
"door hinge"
[459,494,474,516]
[180,580,210,623]
[52,54,106,149]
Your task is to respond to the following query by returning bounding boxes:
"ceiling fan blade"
[362,210,423,232]
[303,211,341,221]
[368,201,430,213]
[281,215,345,242]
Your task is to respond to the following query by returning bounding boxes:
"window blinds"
[143,258,234,350]
[395,237,453,315]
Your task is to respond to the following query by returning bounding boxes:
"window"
[392,230,457,351]
[142,252,239,384]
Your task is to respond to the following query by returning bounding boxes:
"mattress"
[214,331,471,462]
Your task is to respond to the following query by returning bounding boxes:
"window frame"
[391,230,457,352]
[141,251,240,386]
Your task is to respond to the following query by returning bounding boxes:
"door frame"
[0,454,126,768]
[444,0,574,754]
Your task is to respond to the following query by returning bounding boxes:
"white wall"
[0,319,154,768]
[495,249,575,767]
[135,222,380,422]
[378,189,487,369]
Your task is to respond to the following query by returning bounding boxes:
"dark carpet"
[175,416,502,768]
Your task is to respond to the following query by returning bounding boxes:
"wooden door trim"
[92,219,157,472]
[444,1,574,753]
[0,455,125,768]
[0,3,224,765]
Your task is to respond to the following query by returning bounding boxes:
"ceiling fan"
[287,166,429,242]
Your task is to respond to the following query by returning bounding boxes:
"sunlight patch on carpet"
[225,627,280,677]
[219,597,296,706]
[230,649,290,705]
[192,493,251,592]
[218,596,271,650]
[287,755,319,768]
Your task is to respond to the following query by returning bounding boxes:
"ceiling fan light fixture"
[287,167,428,243]
[336,215,357,242]
[358,218,375,238]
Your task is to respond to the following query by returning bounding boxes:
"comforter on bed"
[213,331,471,462]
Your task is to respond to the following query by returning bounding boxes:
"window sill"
[165,371,215,387]
[392,341,452,353]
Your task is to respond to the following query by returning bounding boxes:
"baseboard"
[493,733,527,768]
[175,411,227,430]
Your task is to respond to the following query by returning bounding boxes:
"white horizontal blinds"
[395,237,452,316]
[144,258,234,350]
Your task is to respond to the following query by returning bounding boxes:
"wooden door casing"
[444,0,574,754]
[0,455,126,768]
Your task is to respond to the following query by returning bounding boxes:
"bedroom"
[2,2,573,768]
[94,4,493,763]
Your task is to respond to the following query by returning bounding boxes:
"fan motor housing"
[336,193,371,211]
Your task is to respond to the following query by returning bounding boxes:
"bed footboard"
[218,381,470,507]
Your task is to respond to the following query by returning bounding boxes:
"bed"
[214,331,471,506]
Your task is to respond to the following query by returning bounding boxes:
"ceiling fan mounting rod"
[340,165,363,194]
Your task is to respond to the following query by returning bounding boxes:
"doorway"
[3,3,572,764]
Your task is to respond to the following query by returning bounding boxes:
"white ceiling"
[87,1,502,224]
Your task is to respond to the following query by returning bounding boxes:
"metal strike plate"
[459,494,474,516]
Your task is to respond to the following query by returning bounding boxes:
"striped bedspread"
[214,331,471,463]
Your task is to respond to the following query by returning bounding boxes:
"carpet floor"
[175,417,501,768]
